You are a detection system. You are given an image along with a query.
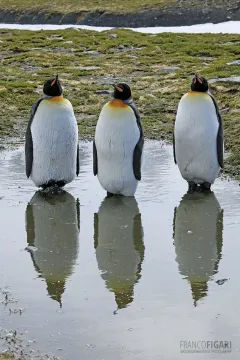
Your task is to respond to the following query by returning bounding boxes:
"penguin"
[173,73,224,192]
[94,196,144,313]
[25,75,79,189]
[25,191,80,307]
[173,192,223,306]
[93,83,144,197]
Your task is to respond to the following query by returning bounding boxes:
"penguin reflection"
[94,196,144,312]
[25,191,80,307]
[173,192,223,306]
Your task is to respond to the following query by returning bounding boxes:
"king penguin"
[173,192,223,306]
[93,83,144,197]
[25,191,80,307]
[25,75,79,189]
[173,73,224,192]
[94,196,145,313]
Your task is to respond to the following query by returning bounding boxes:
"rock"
[95,90,111,95]
[227,60,240,66]
[209,76,240,84]
[109,34,117,38]
[202,8,211,14]
[160,66,180,72]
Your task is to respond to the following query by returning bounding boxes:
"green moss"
[0,355,14,360]
[0,0,238,14]
[0,0,174,14]
[0,28,240,176]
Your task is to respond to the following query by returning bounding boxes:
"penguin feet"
[187,181,197,193]
[199,182,212,193]
[40,180,66,195]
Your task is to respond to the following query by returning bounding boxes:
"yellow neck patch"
[188,91,207,96]
[108,99,129,108]
[48,96,64,102]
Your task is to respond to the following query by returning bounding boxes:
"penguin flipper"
[127,101,144,181]
[173,131,177,164]
[76,143,80,176]
[93,139,98,176]
[208,94,224,168]
[25,98,43,178]
[25,124,33,178]
[133,137,144,181]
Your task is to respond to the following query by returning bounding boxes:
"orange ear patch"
[115,86,123,92]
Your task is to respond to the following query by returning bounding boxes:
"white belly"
[95,103,140,196]
[174,92,220,184]
[30,99,78,187]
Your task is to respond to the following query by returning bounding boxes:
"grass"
[0,0,238,14]
[0,28,240,176]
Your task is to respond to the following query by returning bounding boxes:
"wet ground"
[0,140,239,359]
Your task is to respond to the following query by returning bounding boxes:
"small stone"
[95,90,111,95]
[109,34,117,38]
[216,278,229,285]
[160,66,180,72]
[227,60,240,66]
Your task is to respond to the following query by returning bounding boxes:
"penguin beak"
[194,73,203,84]
[51,74,59,86]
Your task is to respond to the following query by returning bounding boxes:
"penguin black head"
[191,73,208,92]
[113,83,132,101]
[43,74,62,97]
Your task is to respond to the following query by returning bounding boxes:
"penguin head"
[43,74,62,97]
[113,83,132,101]
[191,73,208,92]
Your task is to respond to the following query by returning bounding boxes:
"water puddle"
[0,21,240,34]
[0,140,239,359]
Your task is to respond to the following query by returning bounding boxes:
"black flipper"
[208,94,224,168]
[76,143,80,176]
[127,101,144,181]
[76,198,80,231]
[25,98,44,178]
[93,139,98,176]
[173,131,177,164]
[93,212,99,249]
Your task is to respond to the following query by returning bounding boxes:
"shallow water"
[0,20,240,34]
[0,140,239,359]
